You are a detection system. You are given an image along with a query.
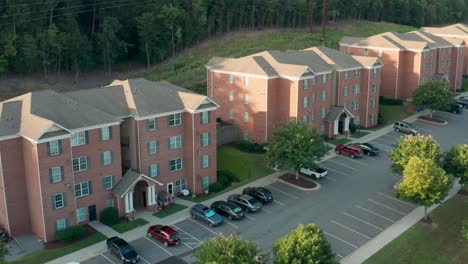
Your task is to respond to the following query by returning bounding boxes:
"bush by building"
[379,96,404,105]
[100,207,120,226]
[232,140,267,153]
[55,225,86,242]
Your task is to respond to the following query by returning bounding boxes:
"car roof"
[240,194,254,200]
[228,194,241,199]
[212,200,226,206]
[160,225,177,235]
[225,201,240,209]
[108,236,127,246]
[193,203,209,210]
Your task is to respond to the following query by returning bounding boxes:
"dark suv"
[106,236,139,263]
[242,187,273,204]
[190,204,224,227]
[227,194,262,213]
[335,144,363,159]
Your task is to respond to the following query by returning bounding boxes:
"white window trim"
[103,175,113,190]
[100,127,111,141]
[54,193,64,209]
[75,181,90,198]
[169,135,182,150]
[169,114,182,127]
[170,158,183,172]
[72,156,88,172]
[56,219,66,231]
[49,140,60,156]
[102,151,112,165]
[149,164,159,177]
[201,133,210,147]
[51,167,62,183]
[201,112,210,124]
[77,208,86,222]
[201,155,209,168]
[71,131,86,147]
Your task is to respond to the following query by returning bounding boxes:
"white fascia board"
[68,121,123,133]
[135,110,186,121]
[0,134,21,141]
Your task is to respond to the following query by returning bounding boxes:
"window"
[312,92,316,102]
[106,199,114,208]
[243,112,248,122]
[100,127,112,141]
[320,125,325,134]
[321,107,326,118]
[169,135,182,150]
[344,71,349,80]
[243,94,249,105]
[352,101,360,110]
[75,181,90,198]
[364,48,368,56]
[201,155,210,168]
[372,84,377,93]
[378,49,383,57]
[354,69,361,78]
[169,158,183,172]
[353,116,360,125]
[148,164,160,177]
[321,90,327,101]
[243,130,249,140]
[343,103,348,109]
[71,131,87,146]
[228,109,234,119]
[303,79,309,89]
[56,219,66,231]
[50,167,62,183]
[430,50,434,56]
[200,111,210,124]
[430,62,433,69]
[244,76,249,86]
[146,118,158,131]
[175,179,187,193]
[423,52,427,59]
[228,74,234,84]
[447,59,451,65]
[373,68,378,76]
[103,175,114,190]
[311,110,316,121]
[77,208,86,222]
[102,151,112,165]
[371,99,376,109]
[53,193,64,209]
[201,133,210,146]
[202,176,210,190]
[147,141,159,155]
[48,140,60,156]
[370,115,375,125]
[301,116,308,125]
[448,48,452,55]
[302,96,309,108]
[422,65,426,72]
[353,85,360,94]
[343,87,348,97]
[441,60,445,66]
[312,76,317,85]
[229,91,234,102]
[168,113,182,127]
[322,74,327,84]
[72,156,88,172]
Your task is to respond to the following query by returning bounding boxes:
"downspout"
[455,47,460,91]
[192,114,196,194]
[0,153,11,236]
[395,51,400,99]
[35,145,47,242]
[366,68,371,126]
[265,80,269,142]
[337,71,340,106]
[70,141,77,225]
[137,121,141,172]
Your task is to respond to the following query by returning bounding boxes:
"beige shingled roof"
[352,55,383,68]
[422,23,468,37]
[340,32,431,51]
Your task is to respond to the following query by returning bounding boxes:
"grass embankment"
[111,218,149,234]
[153,203,188,218]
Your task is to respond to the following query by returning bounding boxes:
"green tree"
[136,11,160,70]
[161,4,183,57]
[412,80,453,118]
[397,156,451,220]
[0,32,17,75]
[96,16,128,77]
[14,33,40,73]
[0,238,6,263]
[266,122,327,180]
[273,224,336,264]
[390,134,440,174]
[442,144,468,187]
[462,220,468,241]
[195,234,267,264]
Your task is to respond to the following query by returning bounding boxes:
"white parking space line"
[382,133,400,139]
[273,199,286,205]
[377,192,416,208]
[319,165,348,176]
[330,220,371,239]
[140,256,151,264]
[327,159,358,171]
[172,224,203,249]
[355,205,395,223]
[368,199,406,215]
[263,208,273,214]
[245,215,256,221]
[336,156,369,166]
[414,120,439,129]
[224,220,239,229]
[337,253,344,259]
[100,254,116,264]
[374,137,395,145]
[362,155,377,161]
[416,126,432,132]
[324,176,337,182]
[324,231,358,249]
[268,185,300,199]
[433,112,458,119]
[188,219,221,236]
[144,236,174,256]
[343,212,383,231]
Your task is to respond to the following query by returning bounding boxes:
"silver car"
[393,121,421,135]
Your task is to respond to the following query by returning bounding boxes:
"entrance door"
[167,182,174,197]
[88,205,97,221]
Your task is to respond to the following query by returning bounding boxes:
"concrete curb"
[416,116,448,125]
[277,175,321,191]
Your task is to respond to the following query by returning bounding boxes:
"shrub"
[232,140,267,153]
[100,207,120,226]
[462,220,468,241]
[209,182,224,193]
[379,96,404,105]
[55,225,86,242]
[378,112,386,125]
[349,122,357,133]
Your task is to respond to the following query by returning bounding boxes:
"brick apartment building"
[340,30,465,100]
[422,23,468,77]
[0,78,218,242]
[206,46,382,143]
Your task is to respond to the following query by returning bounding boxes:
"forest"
[0,0,467,77]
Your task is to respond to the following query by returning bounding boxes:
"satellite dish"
[181,189,190,196]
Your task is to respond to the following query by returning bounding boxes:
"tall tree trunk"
[424,206,427,221]
[145,40,150,70]
[57,44,61,80]
[106,40,111,77]
[295,169,299,180]
[171,27,175,57]
[49,0,54,26]
[91,1,97,36]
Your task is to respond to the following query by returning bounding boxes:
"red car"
[147,225,180,247]
[335,144,363,159]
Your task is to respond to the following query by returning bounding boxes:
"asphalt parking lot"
[81,109,468,264]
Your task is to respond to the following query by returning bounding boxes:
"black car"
[446,102,463,114]
[242,187,273,204]
[353,143,379,156]
[107,236,139,263]
[455,99,468,108]
[211,201,245,220]
[227,194,262,213]
[0,226,10,243]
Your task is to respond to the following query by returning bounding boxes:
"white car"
[300,166,328,178]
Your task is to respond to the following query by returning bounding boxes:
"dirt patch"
[279,173,317,189]
[418,115,446,124]
[419,217,433,224]
[458,189,468,195]
[44,224,97,249]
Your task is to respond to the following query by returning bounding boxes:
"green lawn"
[351,131,370,138]
[370,105,413,130]
[153,203,188,218]
[145,22,415,95]
[111,218,149,234]
[9,232,107,264]
[461,79,468,92]
[364,190,468,264]
[329,138,352,145]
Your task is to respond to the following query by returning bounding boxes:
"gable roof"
[421,23,468,38]
[112,169,163,197]
[325,106,354,122]
[340,32,432,51]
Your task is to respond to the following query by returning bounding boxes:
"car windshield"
[233,207,242,213]
[408,124,417,130]
[248,198,258,205]
[365,143,375,149]
[120,244,134,255]
[169,234,178,240]
[205,209,216,218]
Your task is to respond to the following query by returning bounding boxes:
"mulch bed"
[418,115,445,124]
[44,224,97,249]
[279,173,317,189]
[458,189,468,195]
[420,217,433,224]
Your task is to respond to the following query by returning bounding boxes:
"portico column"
[129,191,134,211]
[152,186,157,205]
[334,119,339,135]
[125,193,130,213]
[344,117,350,132]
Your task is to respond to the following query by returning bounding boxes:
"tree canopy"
[266,122,327,179]
[390,134,440,174]
[273,224,336,264]
[442,144,468,186]
[412,80,453,117]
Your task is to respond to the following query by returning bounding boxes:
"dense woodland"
[0,0,467,77]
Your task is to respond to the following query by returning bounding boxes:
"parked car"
[210,201,245,220]
[445,102,463,114]
[335,144,363,159]
[455,98,468,108]
[352,143,379,156]
[227,194,262,213]
[106,236,139,264]
[0,226,11,243]
[190,204,224,227]
[300,166,328,178]
[242,187,273,204]
[147,225,180,247]
[393,121,421,135]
